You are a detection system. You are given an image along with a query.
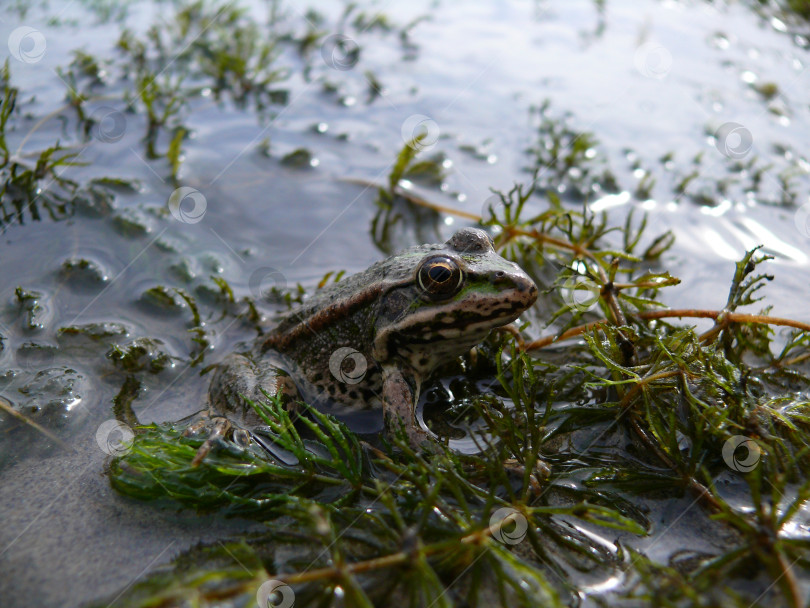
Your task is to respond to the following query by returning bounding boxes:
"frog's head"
[373,228,538,376]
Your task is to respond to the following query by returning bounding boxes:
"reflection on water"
[0,0,808,606]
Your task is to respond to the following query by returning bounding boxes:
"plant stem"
[0,395,71,450]
[342,177,599,258]
[267,508,523,585]
[523,309,810,352]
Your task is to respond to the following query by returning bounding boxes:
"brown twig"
[523,309,810,352]
[266,506,525,585]
[0,395,71,450]
[639,309,810,332]
[340,177,482,220]
[770,549,803,608]
[501,225,597,261]
[341,177,600,259]
[522,321,606,351]
[629,415,724,512]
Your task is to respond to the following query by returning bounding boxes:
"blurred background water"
[0,0,808,606]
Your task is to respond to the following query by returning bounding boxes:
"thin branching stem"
[641,309,810,332]
[628,415,724,512]
[344,177,601,260]
[524,309,810,351]
[267,509,524,585]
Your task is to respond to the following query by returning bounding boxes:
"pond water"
[0,0,808,606]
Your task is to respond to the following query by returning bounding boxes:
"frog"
[188,227,538,464]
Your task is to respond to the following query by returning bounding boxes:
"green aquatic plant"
[0,59,125,231]
[526,100,620,200]
[101,156,810,606]
[3,1,810,605]
[368,138,451,254]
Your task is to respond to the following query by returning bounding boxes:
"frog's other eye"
[417,256,463,300]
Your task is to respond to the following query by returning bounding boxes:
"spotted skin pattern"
[203,228,538,451]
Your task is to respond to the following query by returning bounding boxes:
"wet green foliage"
[107,392,645,607]
[371,139,449,253]
[101,168,810,606]
[280,148,315,169]
[0,61,115,230]
[107,337,174,374]
[14,286,49,330]
[2,1,810,606]
[526,101,620,200]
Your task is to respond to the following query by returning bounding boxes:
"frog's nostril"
[491,271,510,288]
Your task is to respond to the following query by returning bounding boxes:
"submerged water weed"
[3,0,415,196]
[108,393,644,607]
[3,1,810,605]
[370,137,451,253]
[103,165,810,607]
[0,60,118,230]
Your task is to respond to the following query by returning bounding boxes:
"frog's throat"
[371,303,523,367]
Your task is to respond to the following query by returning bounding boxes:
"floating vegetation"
[526,100,620,200]
[2,0,810,606]
[0,61,111,231]
[100,146,810,605]
[107,337,174,374]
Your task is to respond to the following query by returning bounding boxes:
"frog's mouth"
[422,309,526,340]
[390,297,535,348]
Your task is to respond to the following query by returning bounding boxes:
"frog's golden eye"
[417,256,463,299]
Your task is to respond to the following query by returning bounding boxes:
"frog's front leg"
[381,365,434,450]
[188,416,232,467]
[187,352,295,466]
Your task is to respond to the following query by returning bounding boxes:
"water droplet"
[711,33,729,50]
